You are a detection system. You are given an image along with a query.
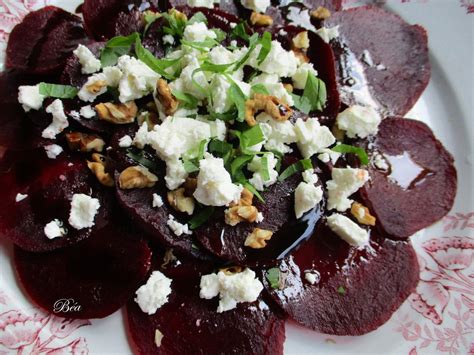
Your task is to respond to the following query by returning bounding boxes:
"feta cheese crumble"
[165,158,189,190]
[42,99,69,139]
[199,268,264,313]
[73,44,101,74]
[162,34,175,45]
[187,0,214,8]
[247,153,279,191]
[292,62,318,90]
[194,154,243,206]
[326,168,369,212]
[302,169,318,184]
[183,22,217,42]
[118,135,133,148]
[257,41,298,78]
[68,194,101,230]
[326,213,369,247]
[15,193,28,202]
[336,105,381,139]
[44,219,66,239]
[294,182,323,219]
[44,144,63,159]
[80,105,96,119]
[304,272,319,285]
[373,153,389,171]
[316,26,340,43]
[167,215,192,236]
[18,85,45,112]
[117,55,160,102]
[240,0,270,13]
[152,193,164,208]
[134,271,172,315]
[294,118,336,159]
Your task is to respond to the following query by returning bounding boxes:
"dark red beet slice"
[194,158,325,265]
[6,6,87,75]
[263,224,419,335]
[14,224,152,319]
[0,151,111,252]
[82,0,159,40]
[127,256,285,354]
[358,117,457,240]
[325,6,430,116]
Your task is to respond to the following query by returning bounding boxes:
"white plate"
[0,1,472,354]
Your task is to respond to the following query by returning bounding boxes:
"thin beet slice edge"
[6,6,87,75]
[0,151,110,252]
[359,117,457,240]
[127,255,285,354]
[263,224,419,335]
[325,6,430,116]
[14,223,152,319]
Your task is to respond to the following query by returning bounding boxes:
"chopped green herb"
[291,93,312,114]
[38,83,78,99]
[236,124,265,152]
[208,139,233,165]
[183,160,200,173]
[251,83,270,95]
[171,89,199,109]
[162,11,187,38]
[188,12,207,25]
[331,144,369,165]
[303,73,327,112]
[200,60,236,74]
[181,37,219,51]
[278,159,313,182]
[260,154,270,181]
[126,148,160,175]
[212,28,227,43]
[228,81,248,122]
[337,286,346,295]
[233,33,259,71]
[101,32,139,67]
[189,207,215,229]
[143,11,161,34]
[230,154,253,178]
[135,38,179,80]
[257,32,272,65]
[266,268,280,289]
[244,182,264,202]
[230,22,250,42]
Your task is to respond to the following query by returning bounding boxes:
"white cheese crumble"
[294,182,323,219]
[134,271,172,315]
[152,193,164,208]
[44,219,66,239]
[292,62,318,90]
[194,154,243,206]
[294,118,335,159]
[256,41,298,78]
[78,68,122,102]
[155,329,164,348]
[256,212,264,223]
[42,99,69,139]
[304,272,319,285]
[373,153,389,171]
[44,144,63,159]
[257,113,297,154]
[117,55,160,103]
[326,168,369,212]
[336,105,381,139]
[316,26,340,43]
[183,22,217,42]
[165,158,189,190]
[199,268,264,313]
[68,194,100,230]
[326,213,369,247]
[18,84,45,112]
[118,135,133,148]
[188,0,214,8]
[302,169,318,184]
[240,0,270,13]
[162,34,175,45]
[248,153,279,191]
[80,105,96,119]
[15,193,28,202]
[169,55,210,100]
[73,44,101,74]
[317,148,341,165]
[167,215,192,236]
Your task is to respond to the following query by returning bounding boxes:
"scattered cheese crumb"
[68,194,100,230]
[294,182,323,219]
[315,26,340,43]
[154,329,164,348]
[336,105,381,139]
[18,85,45,112]
[15,193,28,202]
[80,105,96,119]
[73,44,101,74]
[42,99,69,139]
[118,135,133,148]
[135,271,172,315]
[44,219,66,239]
[167,215,192,236]
[304,272,319,285]
[326,168,369,212]
[326,213,369,247]
[44,144,63,159]
[152,193,164,208]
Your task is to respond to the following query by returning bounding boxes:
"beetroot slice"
[325,6,430,116]
[0,151,111,252]
[14,224,152,319]
[127,257,285,355]
[6,6,87,75]
[263,224,419,335]
[359,117,457,240]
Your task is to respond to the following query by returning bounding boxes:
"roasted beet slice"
[14,224,152,319]
[127,256,285,354]
[0,151,111,252]
[325,6,430,116]
[263,224,419,335]
[358,117,457,240]
[82,0,159,40]
[6,6,87,75]
[194,165,325,265]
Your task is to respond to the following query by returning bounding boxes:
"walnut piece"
[292,31,310,50]
[245,228,273,249]
[167,188,195,215]
[66,132,105,152]
[95,101,138,124]
[250,12,273,26]
[230,187,254,207]
[119,166,158,189]
[283,83,293,93]
[311,6,331,20]
[87,153,114,187]
[225,205,259,226]
[137,111,160,129]
[351,202,376,226]
[245,93,292,126]
[86,80,106,94]
[292,49,310,63]
[156,79,178,116]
